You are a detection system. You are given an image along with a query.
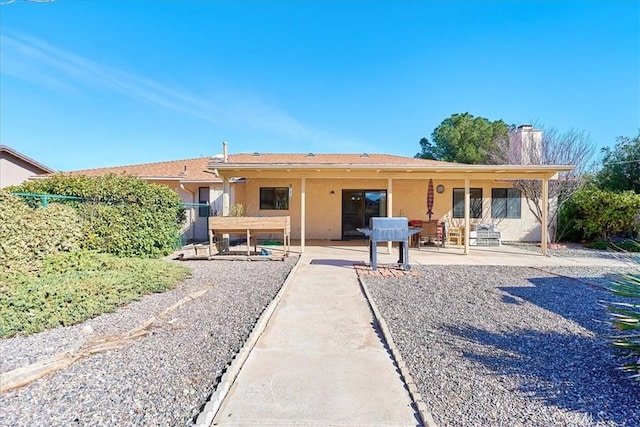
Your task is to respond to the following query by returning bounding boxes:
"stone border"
[354,263,423,278]
[357,275,438,427]
[193,256,303,426]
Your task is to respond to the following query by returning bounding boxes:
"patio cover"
[208,151,574,256]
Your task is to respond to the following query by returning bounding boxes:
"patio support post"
[464,176,470,255]
[222,177,230,216]
[301,177,306,253]
[222,176,230,252]
[387,178,393,254]
[541,177,548,256]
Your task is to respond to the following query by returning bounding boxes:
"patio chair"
[447,226,462,248]
[418,220,444,249]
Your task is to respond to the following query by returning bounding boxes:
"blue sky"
[1,1,638,171]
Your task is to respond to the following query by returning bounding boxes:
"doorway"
[341,190,387,239]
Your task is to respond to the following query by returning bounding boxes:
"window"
[491,188,521,219]
[452,188,482,218]
[198,187,210,217]
[260,187,289,210]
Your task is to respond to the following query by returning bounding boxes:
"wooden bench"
[208,216,291,256]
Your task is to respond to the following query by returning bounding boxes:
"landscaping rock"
[0,258,297,426]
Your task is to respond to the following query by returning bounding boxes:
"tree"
[597,131,640,194]
[415,113,510,164]
[491,125,596,243]
[415,137,438,160]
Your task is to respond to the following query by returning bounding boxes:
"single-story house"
[64,127,573,255]
[0,145,55,188]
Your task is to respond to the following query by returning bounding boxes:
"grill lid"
[369,217,409,229]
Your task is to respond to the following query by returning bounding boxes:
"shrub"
[0,190,82,273]
[561,186,640,241]
[11,174,186,258]
[605,274,640,382]
[586,240,640,252]
[0,250,190,337]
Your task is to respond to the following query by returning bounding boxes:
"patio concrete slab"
[264,240,635,268]
[211,258,418,426]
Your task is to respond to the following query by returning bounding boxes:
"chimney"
[509,125,542,165]
[223,141,228,163]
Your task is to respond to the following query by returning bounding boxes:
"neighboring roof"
[0,145,56,174]
[67,157,220,182]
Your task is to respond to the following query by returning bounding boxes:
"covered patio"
[208,148,574,257]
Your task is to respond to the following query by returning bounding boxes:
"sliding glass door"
[341,190,387,239]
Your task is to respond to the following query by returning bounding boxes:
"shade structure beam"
[301,177,306,253]
[464,176,470,255]
[541,177,548,256]
[387,178,393,254]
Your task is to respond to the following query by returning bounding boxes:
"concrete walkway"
[210,252,419,426]
[201,241,635,426]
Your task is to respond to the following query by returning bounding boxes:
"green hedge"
[559,186,640,242]
[11,174,185,258]
[0,190,83,273]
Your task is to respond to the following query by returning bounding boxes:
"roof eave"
[208,162,575,173]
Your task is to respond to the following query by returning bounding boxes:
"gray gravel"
[504,241,640,264]
[364,262,640,426]
[0,257,297,426]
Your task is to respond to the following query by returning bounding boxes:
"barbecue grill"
[357,217,420,271]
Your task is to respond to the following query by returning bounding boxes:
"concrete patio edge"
[194,256,303,427]
[357,275,438,427]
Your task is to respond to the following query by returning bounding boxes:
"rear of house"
[61,131,571,248]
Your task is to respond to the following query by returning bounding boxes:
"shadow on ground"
[445,272,638,424]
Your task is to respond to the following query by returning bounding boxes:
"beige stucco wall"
[0,155,49,188]
[235,176,542,242]
[305,178,389,239]
[393,178,541,242]
[148,174,543,243]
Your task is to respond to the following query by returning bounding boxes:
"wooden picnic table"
[208,216,291,256]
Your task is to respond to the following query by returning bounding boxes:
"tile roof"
[67,157,220,181]
[220,153,456,166]
[63,153,572,181]
[65,153,454,180]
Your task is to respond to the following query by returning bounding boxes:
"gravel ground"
[504,241,640,264]
[0,257,297,426]
[364,262,640,426]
